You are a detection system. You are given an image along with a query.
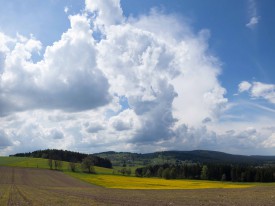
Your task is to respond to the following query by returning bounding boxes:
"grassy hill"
[0,156,69,169]
[0,156,114,174]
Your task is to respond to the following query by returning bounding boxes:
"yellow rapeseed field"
[67,173,255,189]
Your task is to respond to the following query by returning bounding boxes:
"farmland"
[0,157,258,189]
[0,166,97,205]
[1,166,275,205]
[1,157,275,205]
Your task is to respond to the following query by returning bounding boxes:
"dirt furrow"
[0,185,10,205]
[7,185,14,206]
[14,185,33,206]
[7,184,33,206]
[11,168,14,184]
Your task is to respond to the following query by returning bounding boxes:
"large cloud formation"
[0,0,274,155]
[0,15,110,116]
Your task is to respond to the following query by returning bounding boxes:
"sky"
[0,0,275,156]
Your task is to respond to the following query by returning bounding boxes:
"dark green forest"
[11,149,112,168]
[135,163,275,182]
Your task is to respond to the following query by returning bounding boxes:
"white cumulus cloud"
[0,14,111,116]
[239,81,275,104]
[1,0,274,155]
[238,81,252,92]
[85,0,124,27]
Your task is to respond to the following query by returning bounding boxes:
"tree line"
[135,163,275,182]
[11,149,112,169]
[46,155,101,173]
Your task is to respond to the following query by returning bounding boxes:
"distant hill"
[11,149,112,168]
[11,149,275,168]
[95,150,275,166]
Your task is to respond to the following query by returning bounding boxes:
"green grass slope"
[0,156,69,169]
[0,156,114,174]
[0,156,49,168]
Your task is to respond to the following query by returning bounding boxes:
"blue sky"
[0,0,275,155]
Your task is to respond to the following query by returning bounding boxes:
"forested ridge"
[96,150,275,166]
[11,149,112,168]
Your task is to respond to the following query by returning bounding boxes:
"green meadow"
[0,156,67,169]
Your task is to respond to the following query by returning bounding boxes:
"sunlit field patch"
[0,156,70,169]
[66,172,256,190]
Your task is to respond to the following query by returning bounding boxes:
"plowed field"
[1,166,275,205]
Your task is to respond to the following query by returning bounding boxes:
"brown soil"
[1,166,275,206]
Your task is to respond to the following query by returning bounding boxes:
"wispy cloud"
[246,0,260,29]
[249,102,275,113]
[246,16,259,29]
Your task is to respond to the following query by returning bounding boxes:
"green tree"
[162,168,170,179]
[169,167,176,179]
[48,159,53,170]
[54,160,63,170]
[82,155,95,173]
[69,162,76,172]
[157,167,164,178]
[200,165,209,180]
